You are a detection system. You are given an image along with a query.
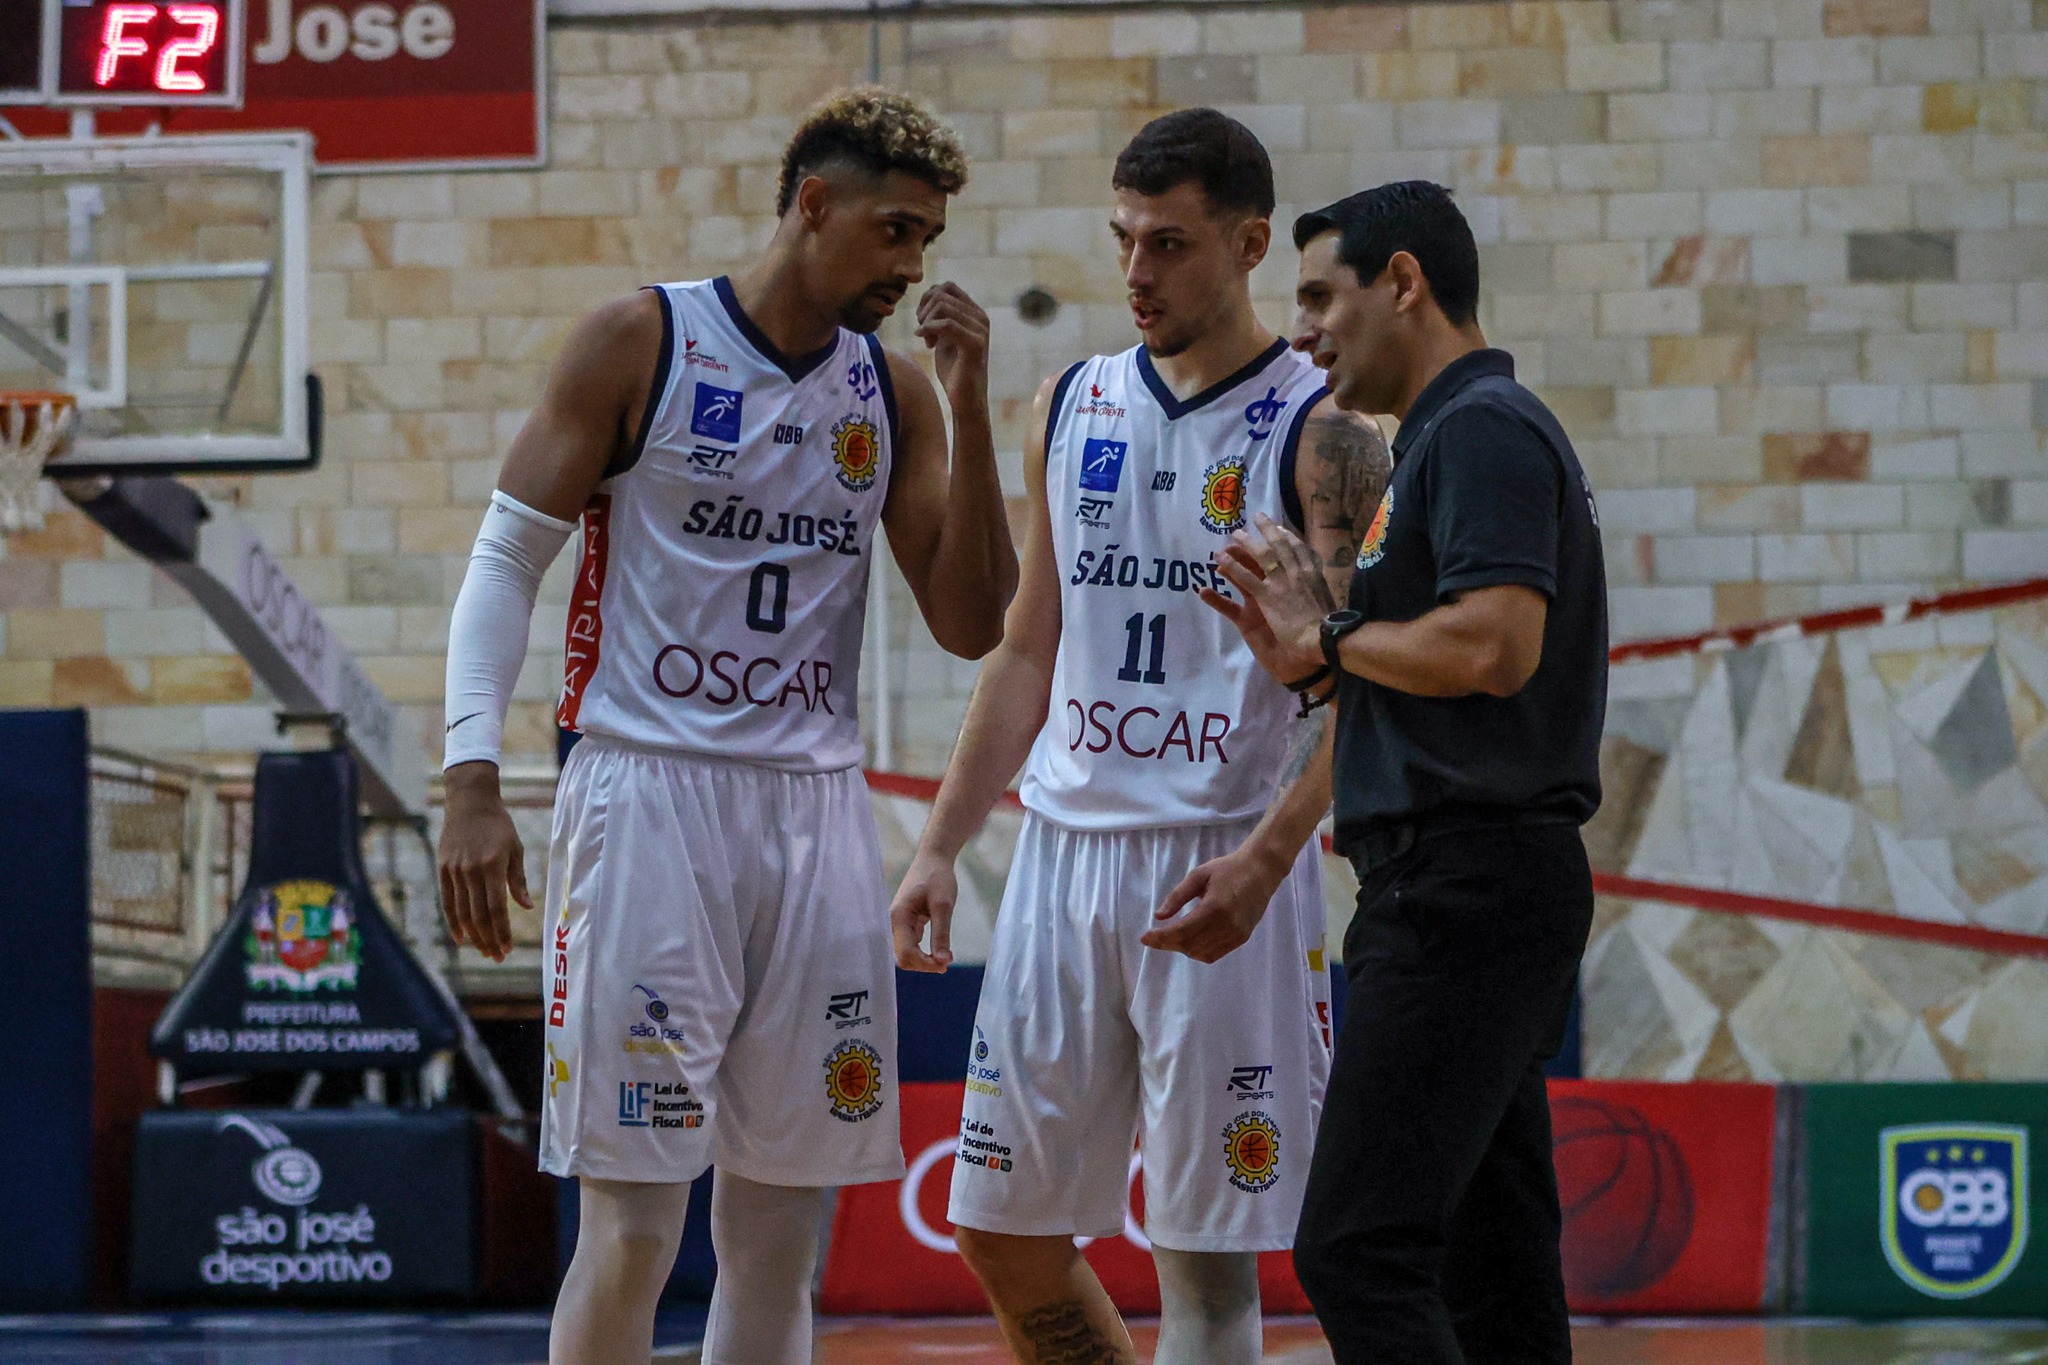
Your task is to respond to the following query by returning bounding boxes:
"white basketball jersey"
[1020,341,1330,828]
[557,277,895,773]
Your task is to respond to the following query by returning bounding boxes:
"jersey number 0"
[747,562,790,634]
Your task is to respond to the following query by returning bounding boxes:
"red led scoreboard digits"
[55,0,246,106]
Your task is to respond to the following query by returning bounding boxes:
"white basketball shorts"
[539,736,904,1189]
[948,812,1332,1252]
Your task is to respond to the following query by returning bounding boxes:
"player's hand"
[891,850,958,973]
[915,283,989,403]
[1203,513,1330,683]
[437,761,531,964]
[1142,847,1287,964]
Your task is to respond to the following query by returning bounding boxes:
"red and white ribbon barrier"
[1609,578,2048,663]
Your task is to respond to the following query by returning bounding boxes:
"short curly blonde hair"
[775,87,969,216]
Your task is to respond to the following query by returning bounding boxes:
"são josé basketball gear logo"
[825,1039,885,1122]
[1882,1123,2028,1299]
[1222,1111,1280,1193]
[245,880,359,993]
[831,415,881,493]
[1199,455,1247,534]
[1356,485,1394,569]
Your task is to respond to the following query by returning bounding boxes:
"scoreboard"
[0,0,543,170]
[57,2,244,105]
[3,0,245,106]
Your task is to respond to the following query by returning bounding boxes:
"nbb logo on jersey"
[1882,1124,2028,1298]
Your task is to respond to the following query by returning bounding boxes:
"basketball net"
[0,392,77,534]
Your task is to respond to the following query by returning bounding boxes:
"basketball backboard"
[0,130,316,474]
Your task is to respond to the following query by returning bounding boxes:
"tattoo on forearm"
[1281,708,1330,788]
[1303,412,1393,599]
[1016,1302,1129,1364]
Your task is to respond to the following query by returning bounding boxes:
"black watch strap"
[1321,609,1365,676]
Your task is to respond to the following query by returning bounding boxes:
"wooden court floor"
[787,1317,2048,1365]
[2,1313,2044,1362]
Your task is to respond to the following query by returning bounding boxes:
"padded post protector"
[0,709,93,1307]
[150,748,461,1075]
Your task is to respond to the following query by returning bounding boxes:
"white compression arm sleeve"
[442,490,576,770]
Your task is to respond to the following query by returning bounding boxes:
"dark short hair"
[776,87,968,216]
[1293,181,1480,326]
[1112,108,1275,219]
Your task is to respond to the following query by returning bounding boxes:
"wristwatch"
[1321,608,1367,676]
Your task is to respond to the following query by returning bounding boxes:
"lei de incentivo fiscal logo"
[1881,1123,2028,1299]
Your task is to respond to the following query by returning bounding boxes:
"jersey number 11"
[1118,612,1167,685]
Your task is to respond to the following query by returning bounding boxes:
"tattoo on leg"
[1016,1301,1128,1364]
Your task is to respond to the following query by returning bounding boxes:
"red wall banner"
[1550,1079,1777,1314]
[823,1079,1777,1318]
[819,1081,1312,1317]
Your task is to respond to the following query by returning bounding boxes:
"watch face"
[1324,609,1365,635]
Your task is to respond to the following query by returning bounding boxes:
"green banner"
[1804,1083,2048,1316]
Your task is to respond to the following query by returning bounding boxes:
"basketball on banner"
[1547,1080,1775,1314]
[1553,1095,1695,1299]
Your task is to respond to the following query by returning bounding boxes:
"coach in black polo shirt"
[1204,182,1607,1362]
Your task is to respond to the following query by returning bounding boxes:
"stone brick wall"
[1,0,2044,780]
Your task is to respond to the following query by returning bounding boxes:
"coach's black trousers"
[1294,822,1594,1365]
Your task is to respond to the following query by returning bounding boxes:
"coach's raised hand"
[1203,512,1334,685]
[914,281,990,401]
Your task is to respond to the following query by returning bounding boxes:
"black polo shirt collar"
[1392,348,1517,460]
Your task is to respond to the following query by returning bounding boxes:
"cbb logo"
[1881,1123,2029,1299]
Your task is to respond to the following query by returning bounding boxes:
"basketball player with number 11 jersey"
[891,109,1390,1365]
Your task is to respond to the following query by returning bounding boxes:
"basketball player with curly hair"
[436,89,1017,1365]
